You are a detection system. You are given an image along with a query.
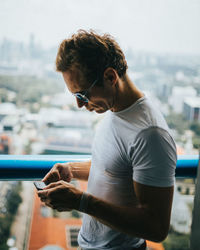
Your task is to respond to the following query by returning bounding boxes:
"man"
[38,30,177,250]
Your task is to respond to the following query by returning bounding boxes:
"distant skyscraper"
[183,97,200,122]
[29,33,35,58]
[169,86,197,113]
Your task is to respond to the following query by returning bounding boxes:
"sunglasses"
[72,79,98,103]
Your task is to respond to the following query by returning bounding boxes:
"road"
[10,181,34,250]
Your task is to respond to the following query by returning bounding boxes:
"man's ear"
[103,68,118,86]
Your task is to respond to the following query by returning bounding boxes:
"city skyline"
[0,0,200,55]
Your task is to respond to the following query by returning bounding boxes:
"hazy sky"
[0,0,200,54]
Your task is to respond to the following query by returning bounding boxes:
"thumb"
[44,181,62,190]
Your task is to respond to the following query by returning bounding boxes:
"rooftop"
[184,97,200,108]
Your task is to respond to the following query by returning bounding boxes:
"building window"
[66,226,80,248]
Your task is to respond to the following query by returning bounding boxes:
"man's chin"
[86,106,107,113]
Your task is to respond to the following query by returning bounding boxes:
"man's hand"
[42,162,73,184]
[42,161,91,183]
[37,180,83,212]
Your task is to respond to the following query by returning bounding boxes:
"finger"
[38,185,63,200]
[58,165,73,182]
[44,181,63,190]
[37,189,48,198]
[42,169,53,183]
[46,171,60,184]
[42,168,60,184]
[53,163,73,183]
[64,172,73,182]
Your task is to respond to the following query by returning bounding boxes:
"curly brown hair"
[56,30,128,85]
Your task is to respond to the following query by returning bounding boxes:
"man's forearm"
[70,161,91,181]
[84,194,167,242]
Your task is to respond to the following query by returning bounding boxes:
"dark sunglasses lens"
[76,94,88,103]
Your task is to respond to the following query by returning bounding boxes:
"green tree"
[165,113,189,135]
[190,122,200,136]
[0,216,12,245]
[0,182,22,248]
[0,243,9,250]
[6,191,22,215]
[163,228,190,250]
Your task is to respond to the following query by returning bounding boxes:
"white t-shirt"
[78,96,177,250]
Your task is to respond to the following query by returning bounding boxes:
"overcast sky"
[0,0,200,55]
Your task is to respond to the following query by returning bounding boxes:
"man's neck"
[111,74,144,113]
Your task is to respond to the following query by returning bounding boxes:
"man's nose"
[76,97,86,108]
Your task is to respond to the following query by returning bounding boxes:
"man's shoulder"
[111,97,169,134]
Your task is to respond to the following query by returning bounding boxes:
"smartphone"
[34,181,47,191]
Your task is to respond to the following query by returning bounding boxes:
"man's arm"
[42,160,91,183]
[69,161,91,181]
[84,181,174,242]
[38,178,173,242]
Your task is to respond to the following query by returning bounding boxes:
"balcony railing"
[0,154,199,250]
[0,154,198,180]
[0,155,90,180]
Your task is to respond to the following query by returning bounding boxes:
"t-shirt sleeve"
[129,127,177,187]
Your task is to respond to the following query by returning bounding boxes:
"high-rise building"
[183,97,200,122]
[169,86,197,113]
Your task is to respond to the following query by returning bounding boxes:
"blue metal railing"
[0,154,199,180]
[0,155,90,180]
[176,155,199,178]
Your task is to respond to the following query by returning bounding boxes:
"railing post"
[190,151,200,250]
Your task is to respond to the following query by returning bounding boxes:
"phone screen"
[34,181,47,190]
